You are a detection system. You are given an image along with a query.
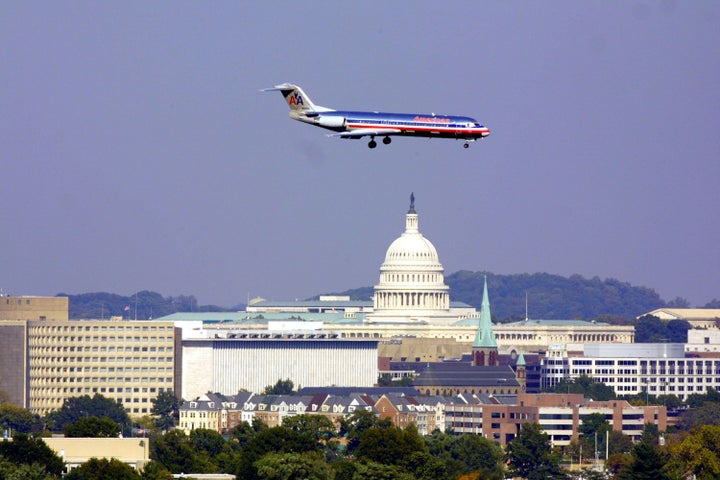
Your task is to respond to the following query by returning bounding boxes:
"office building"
[542,343,720,401]
[181,328,378,400]
[445,393,666,447]
[23,320,180,415]
[0,295,69,321]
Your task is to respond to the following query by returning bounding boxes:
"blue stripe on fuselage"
[333,110,478,125]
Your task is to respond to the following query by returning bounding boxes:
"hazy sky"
[2,1,718,309]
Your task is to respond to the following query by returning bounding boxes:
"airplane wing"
[329,129,402,139]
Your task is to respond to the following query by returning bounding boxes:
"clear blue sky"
[2,1,718,309]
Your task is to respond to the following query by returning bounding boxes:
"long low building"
[445,393,666,447]
[181,330,378,399]
[43,437,150,471]
[159,311,635,357]
[542,343,720,401]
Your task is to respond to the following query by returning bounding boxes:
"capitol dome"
[370,194,450,322]
[383,229,440,264]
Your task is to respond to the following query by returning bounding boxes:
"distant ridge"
[325,271,681,321]
[59,290,234,320]
[60,272,712,321]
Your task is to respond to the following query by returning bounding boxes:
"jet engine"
[315,116,346,128]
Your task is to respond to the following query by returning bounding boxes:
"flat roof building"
[445,393,666,447]
[542,343,720,401]
[0,295,69,321]
[21,320,181,416]
[181,328,378,399]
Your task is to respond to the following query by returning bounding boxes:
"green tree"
[377,374,414,387]
[235,426,321,480]
[63,416,121,438]
[666,319,691,342]
[666,424,720,480]
[349,460,414,480]
[262,379,295,395]
[400,451,451,480]
[635,315,669,343]
[0,456,58,480]
[339,409,391,453]
[44,394,129,433]
[578,413,611,458]
[656,394,683,410]
[150,391,179,431]
[355,424,427,466]
[666,297,690,308]
[640,422,661,446]
[189,428,226,457]
[425,431,504,479]
[621,440,669,480]
[282,414,336,442]
[685,388,720,408]
[330,459,357,480]
[65,457,140,480]
[606,452,633,478]
[229,420,260,448]
[546,375,615,401]
[608,430,634,456]
[150,429,216,474]
[139,461,174,480]
[255,452,331,480]
[678,402,720,430]
[0,404,43,435]
[506,423,567,480]
[0,433,65,477]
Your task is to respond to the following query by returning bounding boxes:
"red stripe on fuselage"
[346,123,489,136]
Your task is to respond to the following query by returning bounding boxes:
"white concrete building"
[181,329,378,399]
[686,329,720,354]
[640,308,720,329]
[542,343,720,401]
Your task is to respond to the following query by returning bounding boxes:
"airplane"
[262,83,490,149]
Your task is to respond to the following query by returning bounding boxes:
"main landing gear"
[463,142,470,149]
[368,136,392,148]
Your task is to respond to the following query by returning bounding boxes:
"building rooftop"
[503,319,610,327]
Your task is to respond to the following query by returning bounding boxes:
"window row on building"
[541,345,720,401]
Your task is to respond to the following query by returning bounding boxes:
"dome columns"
[369,194,452,323]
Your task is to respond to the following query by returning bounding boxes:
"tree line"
[61,291,233,320]
[62,273,718,322]
[333,271,719,320]
[3,387,720,479]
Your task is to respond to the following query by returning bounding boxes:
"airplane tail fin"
[261,83,334,113]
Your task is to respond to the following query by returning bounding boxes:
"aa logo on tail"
[289,92,304,106]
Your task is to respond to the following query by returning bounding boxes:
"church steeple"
[473,275,498,348]
[516,351,527,393]
[472,275,499,366]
